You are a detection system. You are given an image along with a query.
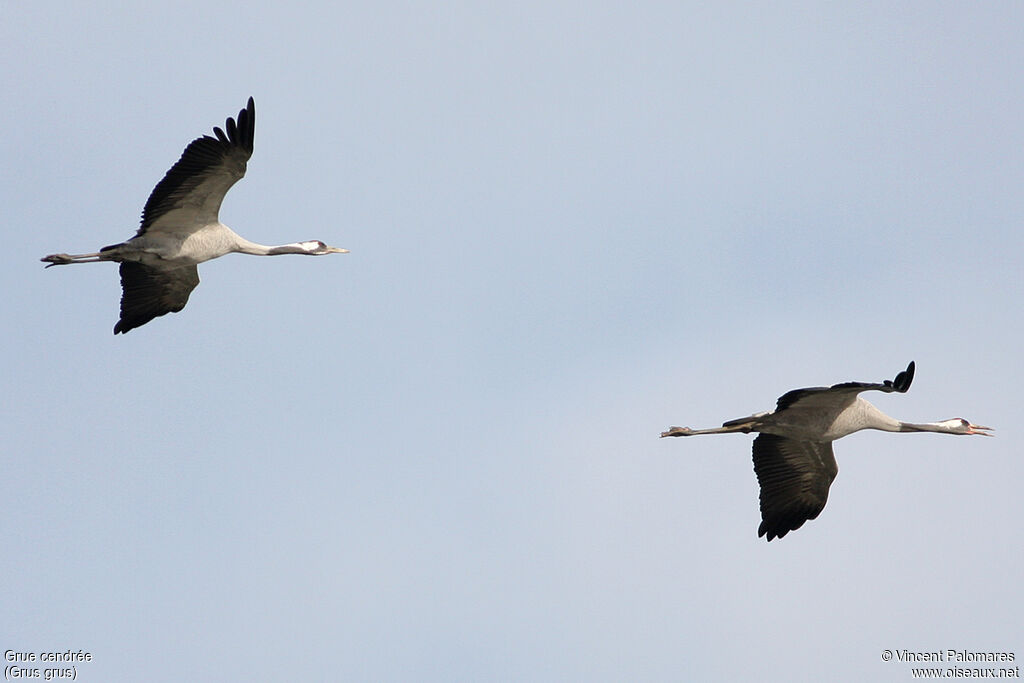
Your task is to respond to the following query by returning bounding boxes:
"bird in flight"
[661,362,991,541]
[42,97,348,334]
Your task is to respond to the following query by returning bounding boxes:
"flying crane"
[42,97,348,333]
[661,362,991,541]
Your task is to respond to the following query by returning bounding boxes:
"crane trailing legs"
[661,361,992,541]
[43,252,106,266]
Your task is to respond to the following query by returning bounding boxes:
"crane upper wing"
[752,434,838,541]
[773,361,915,412]
[114,262,200,334]
[137,97,255,236]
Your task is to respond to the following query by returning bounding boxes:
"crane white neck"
[232,237,322,256]
[842,401,964,436]
[897,420,963,434]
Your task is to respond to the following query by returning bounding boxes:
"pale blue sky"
[3,2,1021,681]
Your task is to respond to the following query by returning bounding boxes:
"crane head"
[939,418,993,436]
[301,240,349,255]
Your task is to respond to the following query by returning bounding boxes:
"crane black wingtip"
[236,97,255,153]
[893,361,915,393]
[758,523,785,542]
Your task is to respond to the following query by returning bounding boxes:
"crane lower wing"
[114,263,200,334]
[752,434,838,541]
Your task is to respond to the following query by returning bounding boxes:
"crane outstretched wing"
[752,434,838,541]
[114,262,200,334]
[774,361,915,412]
[137,97,255,236]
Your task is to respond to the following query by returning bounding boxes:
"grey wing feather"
[752,434,838,541]
[137,97,255,235]
[774,361,915,412]
[114,262,200,334]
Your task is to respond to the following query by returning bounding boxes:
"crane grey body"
[661,362,991,541]
[42,97,348,334]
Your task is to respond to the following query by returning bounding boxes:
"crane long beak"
[969,424,994,436]
[327,246,350,254]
